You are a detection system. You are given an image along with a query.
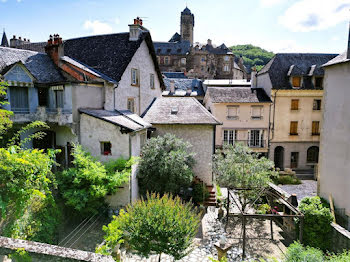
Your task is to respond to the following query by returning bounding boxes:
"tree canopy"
[137,134,195,196]
[0,81,13,139]
[230,44,274,72]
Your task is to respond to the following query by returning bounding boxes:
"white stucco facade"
[152,124,215,185]
[319,61,350,224]
[115,40,162,115]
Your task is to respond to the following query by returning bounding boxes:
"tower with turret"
[180,7,194,45]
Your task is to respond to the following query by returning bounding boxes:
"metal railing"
[224,140,266,148]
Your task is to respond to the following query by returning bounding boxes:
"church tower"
[180,7,194,45]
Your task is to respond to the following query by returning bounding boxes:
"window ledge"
[227,116,239,120]
[289,133,299,136]
[251,116,263,120]
[311,133,320,136]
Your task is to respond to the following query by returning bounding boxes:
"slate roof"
[0,47,65,83]
[142,97,221,125]
[207,87,271,103]
[169,33,182,43]
[182,7,192,15]
[154,40,191,55]
[163,78,204,97]
[79,108,151,132]
[162,72,188,79]
[323,52,350,67]
[64,31,164,87]
[258,53,338,89]
[196,43,232,55]
[203,79,251,87]
[1,32,9,47]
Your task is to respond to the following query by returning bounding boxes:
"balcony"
[11,106,73,125]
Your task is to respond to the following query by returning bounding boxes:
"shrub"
[192,183,209,204]
[327,251,350,262]
[256,204,271,214]
[137,134,195,196]
[276,175,302,185]
[97,193,201,260]
[57,145,132,215]
[284,242,324,262]
[297,196,333,251]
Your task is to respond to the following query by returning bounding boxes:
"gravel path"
[279,180,317,202]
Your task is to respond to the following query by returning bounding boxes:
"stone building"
[255,53,337,172]
[204,86,271,156]
[318,28,350,229]
[153,7,247,80]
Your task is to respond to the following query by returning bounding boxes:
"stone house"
[318,29,350,229]
[0,18,164,207]
[255,53,338,172]
[153,7,247,80]
[142,96,221,186]
[204,86,271,156]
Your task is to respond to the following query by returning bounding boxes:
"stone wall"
[330,223,350,253]
[0,236,114,262]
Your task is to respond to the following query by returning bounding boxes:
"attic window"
[177,48,182,53]
[315,77,323,88]
[157,48,161,53]
[171,107,178,115]
[292,76,301,88]
[167,48,171,53]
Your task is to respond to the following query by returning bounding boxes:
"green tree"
[97,193,200,261]
[230,44,274,72]
[0,81,13,139]
[57,144,132,215]
[213,143,278,212]
[297,196,333,251]
[137,134,195,196]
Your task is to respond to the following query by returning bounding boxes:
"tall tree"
[0,81,13,138]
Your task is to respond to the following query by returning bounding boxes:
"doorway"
[274,146,284,169]
[290,152,299,169]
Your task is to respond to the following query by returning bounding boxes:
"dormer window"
[292,76,301,88]
[315,77,323,88]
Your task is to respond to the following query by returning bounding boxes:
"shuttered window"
[251,106,263,119]
[9,87,29,113]
[312,121,320,135]
[227,106,239,119]
[292,77,301,87]
[291,99,299,110]
[290,121,298,135]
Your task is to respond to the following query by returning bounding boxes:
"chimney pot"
[13,35,16,39]
[19,36,22,40]
[207,39,212,46]
[24,38,26,41]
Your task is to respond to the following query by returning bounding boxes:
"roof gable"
[4,63,35,83]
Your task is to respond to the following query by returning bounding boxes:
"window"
[181,58,186,65]
[127,98,135,113]
[312,121,320,135]
[291,152,299,168]
[223,65,230,72]
[292,76,301,88]
[54,90,64,108]
[224,56,230,61]
[131,68,139,86]
[223,130,237,145]
[315,77,323,88]
[164,56,170,65]
[251,106,263,119]
[313,99,321,110]
[100,142,112,155]
[307,146,319,163]
[290,121,298,135]
[9,86,29,113]
[291,99,299,110]
[38,87,48,107]
[201,66,204,71]
[248,130,264,148]
[227,105,239,119]
[201,57,205,62]
[150,74,155,89]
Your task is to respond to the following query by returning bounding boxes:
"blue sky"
[1,0,349,53]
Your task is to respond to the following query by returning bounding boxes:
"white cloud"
[83,20,113,35]
[260,0,284,7]
[279,0,350,32]
[114,17,120,25]
[1,0,8,3]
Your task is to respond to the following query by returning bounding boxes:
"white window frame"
[181,58,186,65]
[224,56,230,61]
[127,97,135,113]
[131,68,139,86]
[223,64,230,72]
[223,129,237,145]
[248,130,264,148]
[227,105,239,120]
[164,56,170,65]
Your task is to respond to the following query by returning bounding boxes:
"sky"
[1,0,350,54]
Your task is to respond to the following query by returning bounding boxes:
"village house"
[204,85,271,156]
[153,7,247,80]
[255,53,338,172]
[318,28,350,230]
[142,96,221,200]
[0,18,164,206]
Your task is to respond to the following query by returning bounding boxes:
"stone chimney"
[170,80,175,93]
[207,39,212,46]
[251,66,257,88]
[347,22,350,59]
[45,34,64,66]
[10,35,24,47]
[129,17,148,41]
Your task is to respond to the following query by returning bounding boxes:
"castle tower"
[180,7,194,45]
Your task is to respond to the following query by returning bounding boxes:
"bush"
[256,204,271,214]
[137,134,195,196]
[276,175,301,185]
[97,193,201,260]
[284,242,324,262]
[57,145,132,216]
[297,196,333,251]
[192,183,209,204]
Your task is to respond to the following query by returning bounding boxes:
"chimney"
[45,34,64,66]
[207,39,212,46]
[170,80,175,93]
[251,66,257,88]
[347,22,350,59]
[129,17,148,41]
[186,87,192,96]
